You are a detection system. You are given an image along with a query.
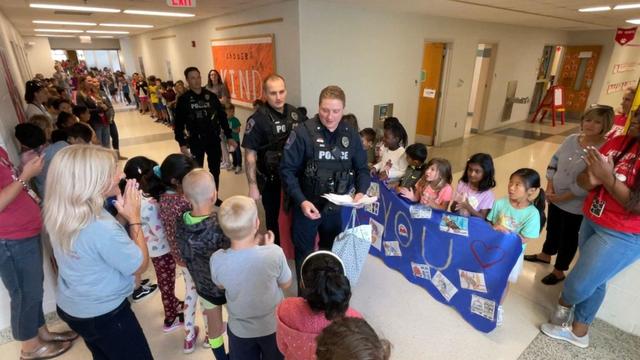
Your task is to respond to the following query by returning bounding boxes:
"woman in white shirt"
[24,80,52,123]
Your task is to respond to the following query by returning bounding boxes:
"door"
[470,44,496,132]
[557,45,601,115]
[416,42,446,145]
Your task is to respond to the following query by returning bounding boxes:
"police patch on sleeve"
[341,136,350,148]
[284,131,297,150]
[291,112,298,121]
[245,118,255,134]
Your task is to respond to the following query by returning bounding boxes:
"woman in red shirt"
[0,147,76,359]
[540,110,640,348]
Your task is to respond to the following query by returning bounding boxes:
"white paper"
[578,51,592,58]
[410,205,432,219]
[459,270,488,293]
[432,271,458,302]
[370,218,384,250]
[423,88,436,98]
[321,193,378,208]
[470,294,496,321]
[411,262,431,280]
[554,87,563,106]
[439,214,469,237]
[383,241,402,256]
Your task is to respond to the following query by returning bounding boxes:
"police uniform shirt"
[280,116,370,207]
[174,87,232,147]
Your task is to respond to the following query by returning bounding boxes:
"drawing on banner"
[421,227,454,271]
[432,271,458,302]
[367,182,380,198]
[383,241,402,256]
[365,202,380,216]
[410,205,432,219]
[470,240,505,269]
[439,215,469,236]
[370,218,384,250]
[459,270,488,293]
[470,294,496,321]
[411,262,431,280]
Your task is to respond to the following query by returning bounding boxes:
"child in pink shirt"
[399,158,453,210]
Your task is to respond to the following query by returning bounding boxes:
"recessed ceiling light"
[30,3,120,13]
[99,23,154,28]
[96,36,115,38]
[34,28,84,33]
[578,6,612,12]
[615,4,640,10]
[33,20,96,26]
[35,34,75,38]
[86,30,130,34]
[626,19,640,24]
[123,9,195,17]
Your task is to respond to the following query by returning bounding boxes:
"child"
[158,154,201,353]
[276,251,362,360]
[72,105,91,124]
[315,317,391,360]
[359,128,376,166]
[67,123,94,145]
[14,123,46,170]
[57,111,77,130]
[450,153,496,219]
[176,169,231,359]
[399,158,452,210]
[372,118,408,181]
[212,195,292,360]
[163,81,177,125]
[148,76,159,120]
[226,104,242,174]
[123,157,183,332]
[137,78,150,114]
[398,143,427,190]
[487,168,545,325]
[155,78,169,123]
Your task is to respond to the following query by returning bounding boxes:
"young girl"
[123,157,183,333]
[316,317,391,360]
[372,118,408,181]
[450,153,496,219]
[487,168,546,325]
[158,154,201,352]
[276,251,363,359]
[399,158,453,210]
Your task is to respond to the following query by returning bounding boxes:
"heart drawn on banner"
[470,240,505,269]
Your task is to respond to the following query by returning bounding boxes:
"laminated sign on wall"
[210,35,275,108]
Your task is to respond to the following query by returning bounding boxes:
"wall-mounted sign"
[423,88,436,98]
[167,0,196,7]
[615,27,637,46]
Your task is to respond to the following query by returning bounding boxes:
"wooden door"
[416,43,446,145]
[557,45,601,114]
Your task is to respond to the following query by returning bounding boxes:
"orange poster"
[210,35,275,107]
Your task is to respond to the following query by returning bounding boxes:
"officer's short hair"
[263,74,286,92]
[319,86,345,106]
[218,195,258,240]
[184,66,200,78]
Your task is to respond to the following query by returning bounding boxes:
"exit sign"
[167,0,196,7]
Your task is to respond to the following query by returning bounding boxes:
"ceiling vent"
[54,10,93,16]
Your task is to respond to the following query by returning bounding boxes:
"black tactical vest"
[258,104,302,176]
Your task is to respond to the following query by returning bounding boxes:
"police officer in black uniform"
[242,74,306,245]
[174,67,237,199]
[281,85,370,283]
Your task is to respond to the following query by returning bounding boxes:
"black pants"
[123,92,131,105]
[227,325,282,360]
[292,202,342,286]
[190,139,221,194]
[58,300,153,360]
[542,202,583,271]
[260,177,282,245]
[109,120,120,150]
[232,146,242,168]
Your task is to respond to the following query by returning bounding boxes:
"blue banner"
[344,180,522,332]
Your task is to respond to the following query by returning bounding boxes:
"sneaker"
[140,278,151,286]
[183,326,200,354]
[496,305,504,326]
[550,304,573,326]
[234,166,242,174]
[132,283,158,303]
[540,323,589,348]
[163,316,184,333]
[202,335,210,349]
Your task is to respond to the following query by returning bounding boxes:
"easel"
[530,85,565,126]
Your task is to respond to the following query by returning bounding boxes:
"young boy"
[176,169,230,358]
[359,128,377,166]
[212,195,292,360]
[72,105,91,124]
[67,122,94,145]
[398,143,428,190]
[226,104,242,174]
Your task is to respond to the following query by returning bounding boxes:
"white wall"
[23,36,55,78]
[121,0,301,122]
[594,31,640,110]
[0,9,58,333]
[298,0,568,144]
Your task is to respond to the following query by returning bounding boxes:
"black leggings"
[542,202,583,271]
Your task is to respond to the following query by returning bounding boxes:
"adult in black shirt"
[174,67,237,197]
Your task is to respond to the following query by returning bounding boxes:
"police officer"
[174,67,237,200]
[242,74,306,245]
[281,85,370,282]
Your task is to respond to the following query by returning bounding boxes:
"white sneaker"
[550,304,573,326]
[496,305,504,326]
[540,323,589,348]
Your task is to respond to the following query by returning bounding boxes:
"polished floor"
[1,107,637,359]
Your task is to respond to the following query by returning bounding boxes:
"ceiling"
[2,0,639,40]
[0,0,285,38]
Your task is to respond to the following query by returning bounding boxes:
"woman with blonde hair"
[44,145,153,359]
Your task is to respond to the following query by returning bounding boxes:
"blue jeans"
[93,123,111,148]
[0,235,45,340]
[561,218,640,324]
